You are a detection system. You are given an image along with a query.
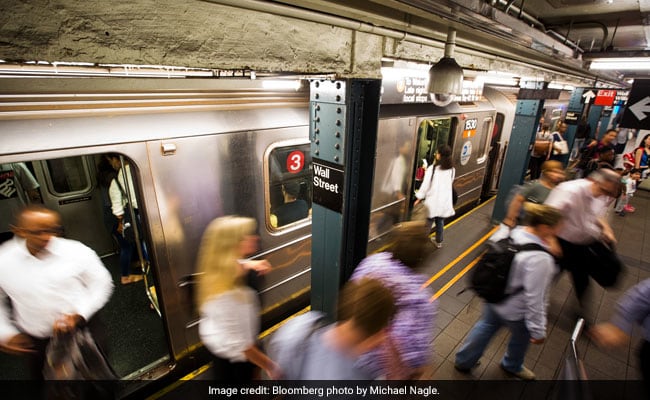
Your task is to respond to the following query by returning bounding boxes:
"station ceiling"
[277,0,649,83]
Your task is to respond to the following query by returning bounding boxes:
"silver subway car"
[0,77,518,392]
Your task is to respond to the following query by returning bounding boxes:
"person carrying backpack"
[454,203,563,381]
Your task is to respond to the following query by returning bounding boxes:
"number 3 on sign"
[287,150,305,173]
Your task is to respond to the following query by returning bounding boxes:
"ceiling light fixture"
[589,58,650,70]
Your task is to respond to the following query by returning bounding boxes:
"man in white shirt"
[0,205,113,379]
[545,168,623,308]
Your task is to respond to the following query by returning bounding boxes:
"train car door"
[32,156,115,255]
[411,117,455,208]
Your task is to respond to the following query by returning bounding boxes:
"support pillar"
[309,79,381,318]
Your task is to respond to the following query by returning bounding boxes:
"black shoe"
[454,360,480,373]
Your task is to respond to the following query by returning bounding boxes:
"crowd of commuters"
[0,123,647,394]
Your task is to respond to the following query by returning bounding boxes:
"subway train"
[0,76,566,392]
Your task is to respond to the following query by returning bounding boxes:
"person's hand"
[413,199,421,207]
[244,260,272,275]
[265,362,282,380]
[53,314,85,335]
[0,333,36,354]
[530,337,545,344]
[589,323,628,348]
[601,227,617,246]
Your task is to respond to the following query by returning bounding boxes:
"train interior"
[0,154,168,380]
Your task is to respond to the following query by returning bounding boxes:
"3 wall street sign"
[312,158,344,213]
[620,79,650,130]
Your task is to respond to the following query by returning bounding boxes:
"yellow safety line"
[421,225,499,289]
[445,196,495,229]
[146,363,211,400]
[259,305,311,339]
[430,255,482,302]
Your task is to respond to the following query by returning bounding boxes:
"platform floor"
[419,188,649,386]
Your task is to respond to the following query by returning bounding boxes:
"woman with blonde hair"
[196,216,279,381]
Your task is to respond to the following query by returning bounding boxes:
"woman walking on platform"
[414,145,455,248]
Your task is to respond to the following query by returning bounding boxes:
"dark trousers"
[557,238,623,304]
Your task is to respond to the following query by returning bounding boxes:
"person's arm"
[591,279,650,347]
[244,345,281,379]
[503,193,525,228]
[0,285,33,353]
[634,148,645,170]
[522,254,555,342]
[73,245,114,323]
[414,166,433,203]
[597,216,616,245]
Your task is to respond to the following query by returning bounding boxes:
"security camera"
[431,93,454,107]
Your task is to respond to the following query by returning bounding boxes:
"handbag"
[552,133,570,155]
[533,140,552,156]
[587,241,623,288]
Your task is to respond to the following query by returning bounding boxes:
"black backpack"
[466,236,549,303]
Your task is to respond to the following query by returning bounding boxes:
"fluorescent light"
[590,58,650,70]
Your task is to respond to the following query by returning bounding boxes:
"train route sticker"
[286,150,305,173]
[312,158,344,213]
[460,141,472,165]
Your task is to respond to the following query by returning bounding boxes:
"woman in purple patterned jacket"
[350,221,437,379]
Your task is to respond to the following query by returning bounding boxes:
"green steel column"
[310,79,381,318]
[491,99,544,223]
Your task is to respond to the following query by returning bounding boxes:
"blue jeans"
[428,216,445,243]
[455,304,531,373]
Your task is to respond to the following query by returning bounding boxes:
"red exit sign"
[594,90,617,106]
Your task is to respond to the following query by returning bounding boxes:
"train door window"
[415,118,454,167]
[475,117,493,164]
[45,156,92,195]
[266,141,312,230]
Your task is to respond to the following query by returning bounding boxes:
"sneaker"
[431,239,442,248]
[500,364,536,380]
[623,205,635,213]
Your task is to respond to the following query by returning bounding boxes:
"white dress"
[416,165,456,219]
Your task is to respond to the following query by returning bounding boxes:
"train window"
[266,141,312,230]
[475,117,493,164]
[415,118,454,166]
[45,156,91,195]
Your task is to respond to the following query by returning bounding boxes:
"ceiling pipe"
[490,0,585,55]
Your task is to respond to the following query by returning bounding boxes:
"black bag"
[467,236,549,303]
[452,187,459,205]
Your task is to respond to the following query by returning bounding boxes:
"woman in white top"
[196,216,279,381]
[414,145,455,248]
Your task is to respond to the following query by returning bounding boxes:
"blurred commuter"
[270,181,309,228]
[544,168,623,314]
[350,221,436,379]
[634,133,650,178]
[529,124,553,180]
[583,145,616,177]
[195,216,279,382]
[104,153,147,284]
[572,115,592,160]
[615,169,641,216]
[0,162,41,243]
[269,277,396,380]
[549,121,570,162]
[414,145,455,248]
[0,205,114,380]
[590,278,650,397]
[503,160,565,229]
[455,203,563,381]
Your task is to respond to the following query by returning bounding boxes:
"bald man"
[545,168,624,307]
[0,205,113,379]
